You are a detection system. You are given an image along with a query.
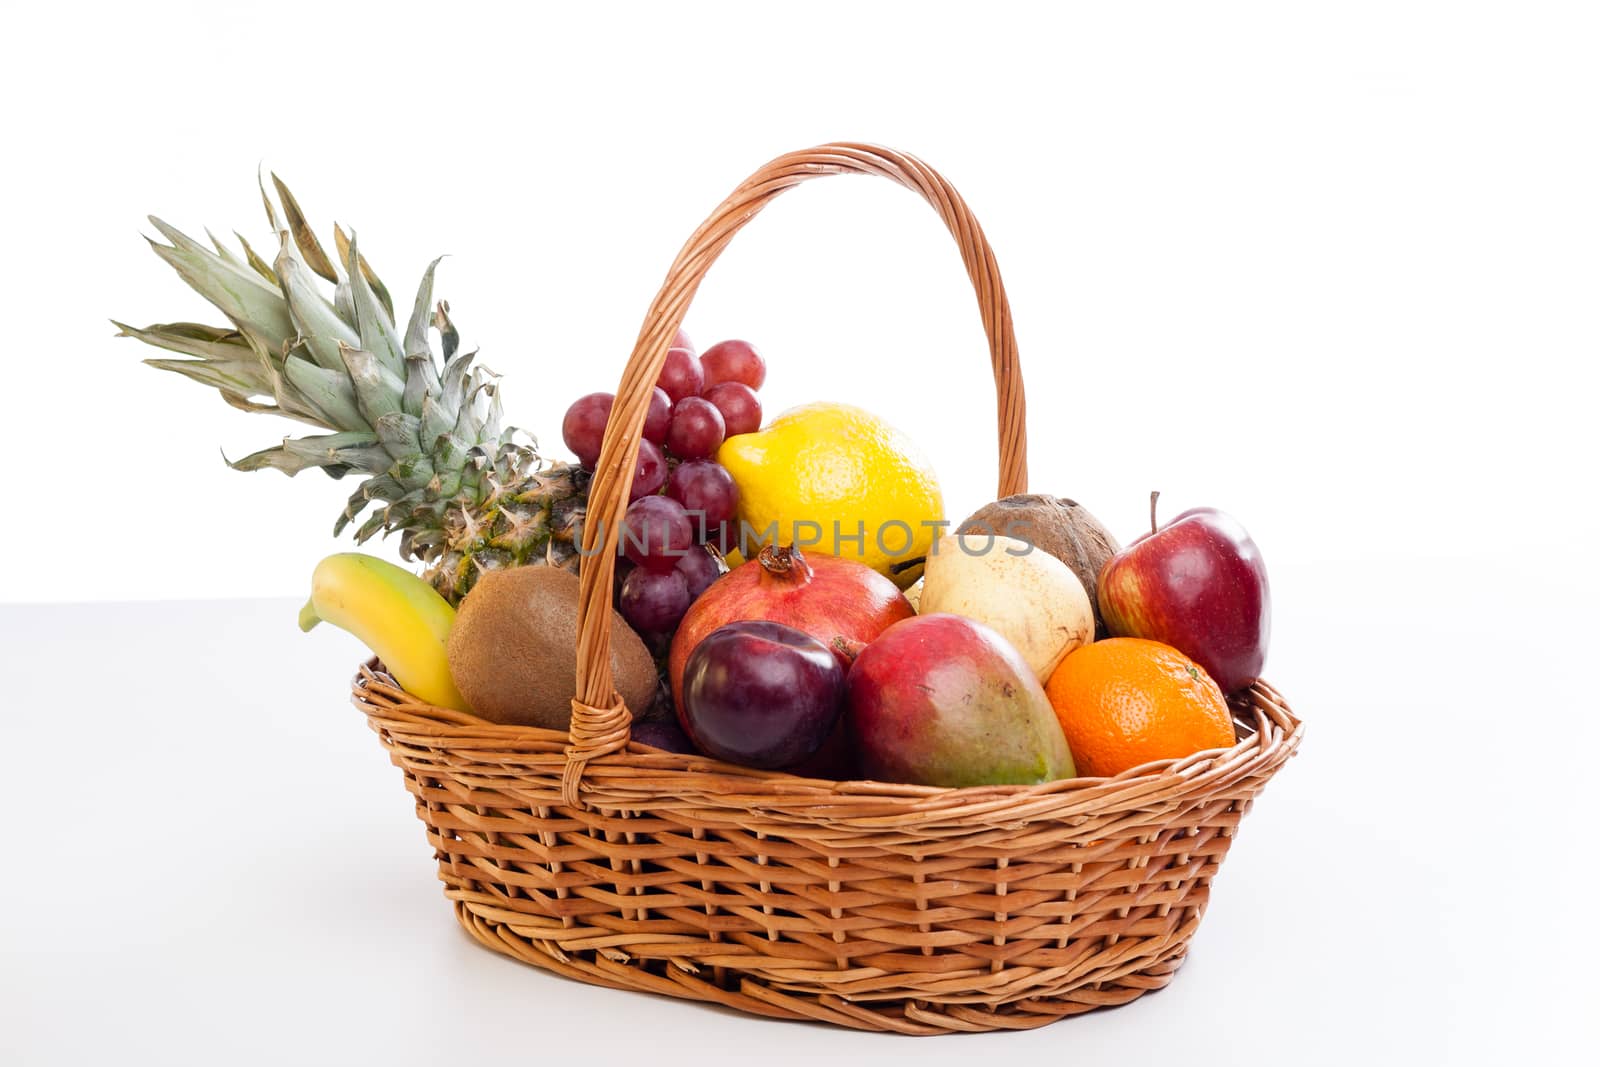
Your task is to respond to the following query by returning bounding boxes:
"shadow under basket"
[353,666,1300,1035]
[348,143,1303,1034]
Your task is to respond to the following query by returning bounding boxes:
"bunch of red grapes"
[562,330,766,641]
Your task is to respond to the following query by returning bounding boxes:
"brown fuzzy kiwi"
[958,494,1122,637]
[446,566,657,729]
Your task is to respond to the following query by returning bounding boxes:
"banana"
[298,552,470,711]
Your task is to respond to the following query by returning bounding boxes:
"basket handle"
[563,142,1029,806]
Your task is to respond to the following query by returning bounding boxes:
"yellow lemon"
[716,402,943,588]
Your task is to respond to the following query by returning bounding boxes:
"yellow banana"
[298,552,470,711]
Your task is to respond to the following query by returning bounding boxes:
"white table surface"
[3,558,1593,1065]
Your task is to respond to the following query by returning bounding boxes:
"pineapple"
[117,176,588,602]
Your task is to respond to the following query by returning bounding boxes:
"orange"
[1044,638,1236,778]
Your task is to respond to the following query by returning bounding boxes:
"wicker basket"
[351,143,1303,1035]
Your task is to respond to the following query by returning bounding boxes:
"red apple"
[1096,493,1270,693]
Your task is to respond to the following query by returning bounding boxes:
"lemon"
[716,402,943,588]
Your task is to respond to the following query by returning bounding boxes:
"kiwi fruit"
[446,566,657,729]
[958,494,1121,637]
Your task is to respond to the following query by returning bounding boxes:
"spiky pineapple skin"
[424,463,591,601]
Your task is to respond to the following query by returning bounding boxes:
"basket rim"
[351,660,1302,827]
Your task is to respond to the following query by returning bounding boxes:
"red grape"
[676,543,727,599]
[673,326,694,355]
[561,392,613,470]
[619,567,692,635]
[666,396,725,460]
[613,557,635,610]
[621,494,694,572]
[642,386,672,444]
[629,438,668,500]
[666,460,739,543]
[701,381,762,437]
[699,340,765,391]
[657,346,704,404]
[707,524,737,555]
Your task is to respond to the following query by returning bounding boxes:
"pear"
[918,533,1094,681]
[958,494,1121,637]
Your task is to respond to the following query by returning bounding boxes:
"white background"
[3,1,1597,602]
[3,3,1597,1065]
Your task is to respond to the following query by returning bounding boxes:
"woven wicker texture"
[351,143,1303,1034]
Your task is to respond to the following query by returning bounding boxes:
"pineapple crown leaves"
[116,175,545,551]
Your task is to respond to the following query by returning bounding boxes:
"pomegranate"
[668,544,914,716]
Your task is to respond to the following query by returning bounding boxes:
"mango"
[844,614,1076,787]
